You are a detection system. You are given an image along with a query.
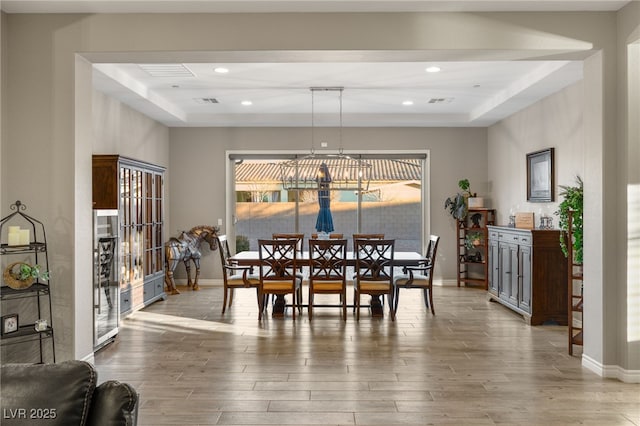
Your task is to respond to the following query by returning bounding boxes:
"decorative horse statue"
[164,225,219,294]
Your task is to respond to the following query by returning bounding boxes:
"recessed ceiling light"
[425,66,441,73]
[402,100,414,106]
[241,100,253,106]
[214,67,229,74]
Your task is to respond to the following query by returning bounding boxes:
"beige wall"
[1,10,634,377]
[488,81,584,224]
[1,13,4,204]
[92,89,170,169]
[169,127,487,283]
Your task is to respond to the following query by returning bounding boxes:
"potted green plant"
[458,179,473,196]
[464,231,484,249]
[444,193,467,220]
[3,262,50,290]
[445,179,477,220]
[554,176,583,263]
[460,178,484,208]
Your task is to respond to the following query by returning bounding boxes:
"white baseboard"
[582,354,640,383]
[81,352,95,364]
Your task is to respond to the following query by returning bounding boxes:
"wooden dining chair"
[258,239,302,320]
[272,233,304,255]
[311,233,344,239]
[216,235,260,314]
[271,233,305,303]
[350,233,385,311]
[351,233,384,252]
[308,238,348,321]
[393,235,440,315]
[353,238,396,321]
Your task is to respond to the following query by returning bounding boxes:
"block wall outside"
[236,200,422,252]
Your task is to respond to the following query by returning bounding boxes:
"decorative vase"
[467,197,484,208]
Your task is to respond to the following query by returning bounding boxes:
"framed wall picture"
[527,148,554,202]
[1,314,19,335]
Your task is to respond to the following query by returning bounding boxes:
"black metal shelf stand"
[0,200,55,363]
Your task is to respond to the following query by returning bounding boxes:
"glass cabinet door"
[153,173,164,275]
[144,171,154,279]
[119,165,145,286]
[142,170,164,279]
[119,166,131,289]
[131,169,144,284]
[93,210,119,349]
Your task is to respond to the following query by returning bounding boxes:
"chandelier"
[280,87,371,192]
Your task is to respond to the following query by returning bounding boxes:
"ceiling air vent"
[138,64,195,77]
[194,98,220,104]
[427,97,454,104]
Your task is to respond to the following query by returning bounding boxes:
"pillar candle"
[8,231,20,246]
[8,226,20,234]
[18,229,30,245]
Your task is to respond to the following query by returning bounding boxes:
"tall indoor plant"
[555,176,583,263]
[444,179,475,220]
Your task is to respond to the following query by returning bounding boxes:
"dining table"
[229,250,427,318]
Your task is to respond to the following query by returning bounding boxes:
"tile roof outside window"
[235,159,421,184]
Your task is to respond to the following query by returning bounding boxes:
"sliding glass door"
[233,155,425,252]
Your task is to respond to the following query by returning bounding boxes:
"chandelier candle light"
[280,87,371,192]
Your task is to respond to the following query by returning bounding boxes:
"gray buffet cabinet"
[487,226,567,325]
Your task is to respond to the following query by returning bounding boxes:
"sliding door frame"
[226,149,431,253]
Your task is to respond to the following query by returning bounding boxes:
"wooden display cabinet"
[93,155,166,315]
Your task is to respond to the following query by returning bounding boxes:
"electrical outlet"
[217,218,223,226]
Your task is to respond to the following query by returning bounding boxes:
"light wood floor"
[93,285,639,426]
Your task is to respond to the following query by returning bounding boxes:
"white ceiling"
[93,60,583,127]
[8,0,619,128]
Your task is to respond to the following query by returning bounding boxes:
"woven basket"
[3,262,35,290]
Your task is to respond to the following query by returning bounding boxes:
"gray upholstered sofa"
[1,360,138,426]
